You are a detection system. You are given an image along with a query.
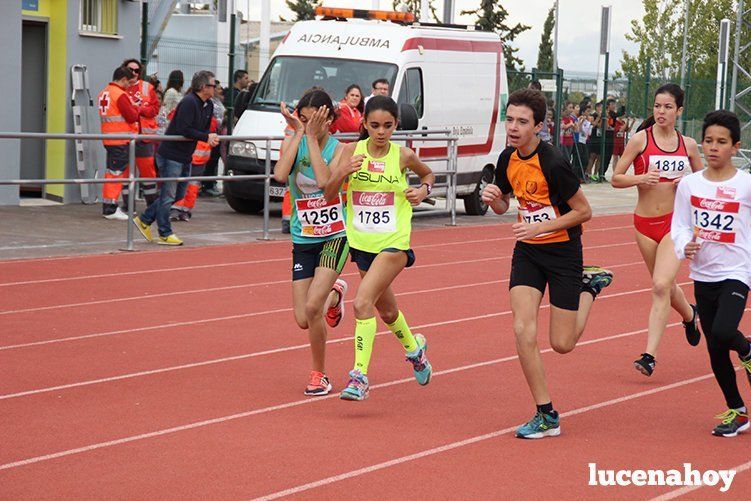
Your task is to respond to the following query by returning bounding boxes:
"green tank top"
[346,139,412,252]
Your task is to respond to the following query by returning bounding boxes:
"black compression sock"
[537,402,556,417]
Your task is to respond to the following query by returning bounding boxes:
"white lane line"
[253,372,716,501]
[0,224,633,287]
[651,459,751,499]
[0,241,636,315]
[0,258,645,351]
[0,318,681,472]
[0,273,670,400]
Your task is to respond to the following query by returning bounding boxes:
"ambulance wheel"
[463,166,494,216]
[224,187,263,214]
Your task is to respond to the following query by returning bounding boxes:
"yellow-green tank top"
[346,139,412,252]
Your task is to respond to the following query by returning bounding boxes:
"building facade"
[0,0,140,205]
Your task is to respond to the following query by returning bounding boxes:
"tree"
[392,0,441,23]
[619,0,736,119]
[460,0,531,72]
[536,7,555,73]
[284,0,318,22]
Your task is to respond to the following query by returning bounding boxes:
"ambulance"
[226,6,509,215]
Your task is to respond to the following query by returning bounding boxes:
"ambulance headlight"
[230,141,257,158]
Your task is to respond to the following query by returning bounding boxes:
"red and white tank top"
[633,126,690,182]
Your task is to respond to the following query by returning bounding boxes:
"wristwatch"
[420,183,432,195]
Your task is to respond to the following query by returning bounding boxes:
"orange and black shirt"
[494,141,582,244]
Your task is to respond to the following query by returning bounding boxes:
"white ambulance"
[227,7,509,215]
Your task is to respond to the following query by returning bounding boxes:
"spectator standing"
[226,69,250,110]
[162,70,185,120]
[573,105,592,181]
[330,84,364,134]
[586,102,603,181]
[363,78,389,105]
[598,98,617,180]
[123,59,160,206]
[200,82,226,197]
[98,66,140,220]
[133,70,219,246]
[559,101,575,161]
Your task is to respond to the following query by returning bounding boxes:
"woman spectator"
[162,70,185,119]
[330,84,364,134]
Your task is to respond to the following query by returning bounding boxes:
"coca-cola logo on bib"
[313,224,332,236]
[691,195,740,213]
[302,197,328,209]
[353,191,394,206]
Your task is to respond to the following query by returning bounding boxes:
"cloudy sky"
[243,0,646,74]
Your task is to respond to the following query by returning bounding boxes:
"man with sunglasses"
[123,59,160,206]
[134,71,219,246]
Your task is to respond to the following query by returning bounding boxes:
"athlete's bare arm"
[481,184,511,215]
[401,146,435,206]
[611,130,657,188]
[324,142,362,202]
[512,188,591,241]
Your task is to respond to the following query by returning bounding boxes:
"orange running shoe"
[304,371,332,396]
[325,279,348,328]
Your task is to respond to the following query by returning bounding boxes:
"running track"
[1,213,750,499]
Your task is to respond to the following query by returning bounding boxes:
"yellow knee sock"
[354,317,377,374]
[387,310,418,354]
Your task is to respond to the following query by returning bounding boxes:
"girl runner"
[324,96,435,401]
[611,84,703,376]
[274,90,349,396]
[672,110,751,437]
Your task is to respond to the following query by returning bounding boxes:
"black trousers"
[201,144,221,191]
[694,279,751,409]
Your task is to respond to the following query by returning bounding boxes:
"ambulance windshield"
[251,56,397,110]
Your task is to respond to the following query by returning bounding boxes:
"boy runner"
[482,89,614,439]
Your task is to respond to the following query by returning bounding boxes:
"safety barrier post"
[448,137,458,226]
[261,138,272,241]
[125,138,136,251]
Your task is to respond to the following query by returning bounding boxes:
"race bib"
[352,191,396,233]
[690,195,739,244]
[651,155,689,180]
[296,195,346,238]
[518,199,557,239]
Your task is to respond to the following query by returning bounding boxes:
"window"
[251,56,397,111]
[397,68,424,118]
[80,0,118,36]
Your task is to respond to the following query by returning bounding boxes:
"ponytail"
[637,115,655,132]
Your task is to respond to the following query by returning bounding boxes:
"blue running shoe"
[339,369,369,401]
[406,334,432,386]
[515,411,561,439]
[582,266,614,297]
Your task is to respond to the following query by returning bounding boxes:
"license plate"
[268,186,286,197]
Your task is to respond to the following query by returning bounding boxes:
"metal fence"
[0,130,458,252]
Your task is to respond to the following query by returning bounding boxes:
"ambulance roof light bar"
[315,6,415,23]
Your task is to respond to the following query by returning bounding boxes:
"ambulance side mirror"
[398,103,419,131]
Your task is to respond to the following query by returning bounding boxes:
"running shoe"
[340,369,369,401]
[582,266,614,297]
[634,352,656,376]
[325,279,348,328]
[516,411,561,439]
[683,304,701,347]
[712,409,750,437]
[304,371,332,396]
[132,216,153,242]
[406,333,432,386]
[157,233,183,246]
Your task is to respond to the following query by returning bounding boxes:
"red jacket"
[128,79,160,138]
[330,101,362,134]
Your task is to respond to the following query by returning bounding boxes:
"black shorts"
[350,247,415,272]
[104,145,129,173]
[292,236,349,281]
[509,236,583,311]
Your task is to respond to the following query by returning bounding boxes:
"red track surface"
[2,213,750,499]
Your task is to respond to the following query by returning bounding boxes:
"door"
[21,22,48,197]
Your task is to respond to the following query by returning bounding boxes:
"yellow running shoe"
[157,233,183,246]
[132,216,153,242]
